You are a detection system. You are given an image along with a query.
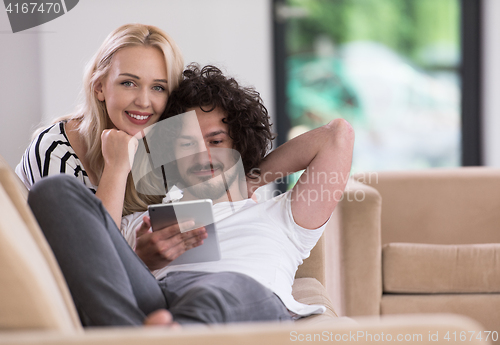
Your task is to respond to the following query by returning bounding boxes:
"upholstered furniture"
[0,154,490,344]
[329,168,500,338]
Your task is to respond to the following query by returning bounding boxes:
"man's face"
[175,107,240,201]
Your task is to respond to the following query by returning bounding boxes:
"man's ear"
[95,80,105,102]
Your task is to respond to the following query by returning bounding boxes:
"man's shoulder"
[258,190,291,205]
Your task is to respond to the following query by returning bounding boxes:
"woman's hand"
[101,129,138,174]
[96,129,138,227]
[134,216,208,270]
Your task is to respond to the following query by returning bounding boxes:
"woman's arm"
[96,129,138,227]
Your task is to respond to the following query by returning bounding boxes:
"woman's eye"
[153,85,166,92]
[211,140,223,145]
[121,81,134,87]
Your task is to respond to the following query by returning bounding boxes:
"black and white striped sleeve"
[15,122,95,192]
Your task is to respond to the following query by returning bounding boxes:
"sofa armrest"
[0,156,82,331]
[295,232,327,286]
[326,180,382,317]
[0,314,489,345]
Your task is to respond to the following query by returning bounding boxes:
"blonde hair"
[57,23,184,215]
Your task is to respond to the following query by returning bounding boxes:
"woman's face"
[96,45,168,136]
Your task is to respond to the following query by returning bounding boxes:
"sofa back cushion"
[0,155,81,332]
[357,168,500,245]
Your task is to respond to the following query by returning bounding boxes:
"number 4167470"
[444,331,498,342]
[5,2,62,14]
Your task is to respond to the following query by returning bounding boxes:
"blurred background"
[1,0,499,181]
[282,0,460,173]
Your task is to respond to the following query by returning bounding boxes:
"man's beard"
[181,163,240,201]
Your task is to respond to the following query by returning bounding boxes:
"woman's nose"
[134,88,151,108]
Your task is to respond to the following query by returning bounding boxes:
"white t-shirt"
[121,191,327,316]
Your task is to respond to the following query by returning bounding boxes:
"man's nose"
[193,146,213,166]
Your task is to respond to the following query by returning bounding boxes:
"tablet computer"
[148,199,220,266]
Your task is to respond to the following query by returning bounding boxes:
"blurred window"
[280,0,461,175]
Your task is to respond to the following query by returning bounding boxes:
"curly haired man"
[28,65,354,327]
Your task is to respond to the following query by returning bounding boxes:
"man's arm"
[283,119,354,229]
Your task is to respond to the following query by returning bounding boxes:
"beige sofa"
[329,168,500,338]
[0,154,491,344]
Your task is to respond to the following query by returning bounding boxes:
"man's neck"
[181,181,249,205]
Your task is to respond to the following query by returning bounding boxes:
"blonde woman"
[17,23,181,221]
[16,24,207,271]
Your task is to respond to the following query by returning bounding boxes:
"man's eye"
[211,140,223,145]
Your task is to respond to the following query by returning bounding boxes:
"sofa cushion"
[383,243,500,293]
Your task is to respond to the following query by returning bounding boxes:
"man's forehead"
[182,107,228,135]
[178,112,201,134]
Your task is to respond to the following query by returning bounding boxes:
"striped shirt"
[15,121,97,193]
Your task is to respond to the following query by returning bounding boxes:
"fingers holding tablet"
[180,226,208,250]
[147,200,221,266]
[135,219,207,270]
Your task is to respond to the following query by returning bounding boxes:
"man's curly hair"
[161,64,275,177]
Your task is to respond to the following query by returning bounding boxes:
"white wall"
[482,0,500,167]
[0,8,42,168]
[0,0,273,168]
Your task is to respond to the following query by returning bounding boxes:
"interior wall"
[0,0,273,169]
[3,0,499,169]
[0,9,42,169]
[482,0,500,167]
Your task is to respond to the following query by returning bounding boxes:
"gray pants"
[28,175,291,327]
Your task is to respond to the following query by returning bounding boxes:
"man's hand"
[135,216,208,270]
